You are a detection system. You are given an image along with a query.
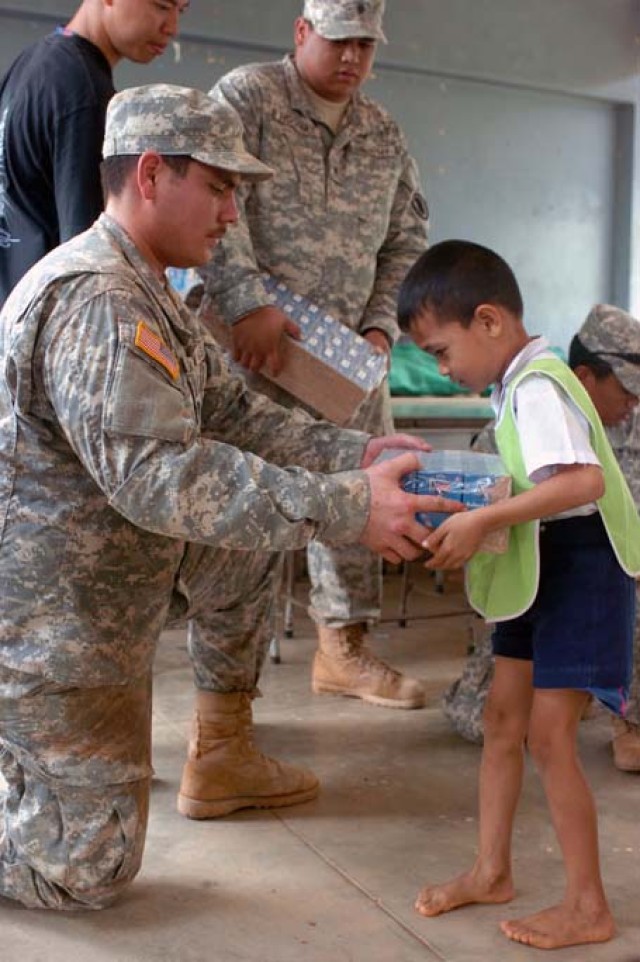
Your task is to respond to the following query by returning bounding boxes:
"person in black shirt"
[0,0,190,304]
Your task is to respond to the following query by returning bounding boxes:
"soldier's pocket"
[104,339,197,444]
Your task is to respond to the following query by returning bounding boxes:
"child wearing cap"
[397,240,640,950]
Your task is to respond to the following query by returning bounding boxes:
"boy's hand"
[422,510,490,569]
[360,453,465,564]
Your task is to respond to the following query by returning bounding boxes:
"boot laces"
[342,626,403,682]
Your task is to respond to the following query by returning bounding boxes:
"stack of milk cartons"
[379,449,511,554]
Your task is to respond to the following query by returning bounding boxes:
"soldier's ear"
[294,17,311,48]
[573,363,594,390]
[138,152,163,200]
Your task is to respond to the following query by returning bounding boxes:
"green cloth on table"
[389,340,566,397]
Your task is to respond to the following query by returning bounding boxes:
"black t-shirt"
[0,31,114,303]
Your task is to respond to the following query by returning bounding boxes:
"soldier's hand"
[231,306,301,376]
[363,329,391,357]
[360,452,466,564]
[361,434,431,470]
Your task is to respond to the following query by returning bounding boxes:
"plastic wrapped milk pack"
[262,274,388,391]
[377,449,512,554]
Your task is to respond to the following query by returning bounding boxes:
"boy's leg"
[416,655,532,916]
[501,688,615,949]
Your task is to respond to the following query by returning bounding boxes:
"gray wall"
[2,1,639,349]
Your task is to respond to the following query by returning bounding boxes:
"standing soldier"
[198,0,429,737]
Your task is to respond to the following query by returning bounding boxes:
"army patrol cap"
[577,303,640,396]
[103,84,273,182]
[303,0,387,43]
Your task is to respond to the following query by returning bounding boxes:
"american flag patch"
[135,321,180,381]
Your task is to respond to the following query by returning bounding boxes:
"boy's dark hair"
[100,154,192,201]
[568,334,614,380]
[397,239,524,332]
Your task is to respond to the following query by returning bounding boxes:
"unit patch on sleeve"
[135,321,180,381]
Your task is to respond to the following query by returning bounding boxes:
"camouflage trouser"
[240,369,393,628]
[0,679,152,910]
[441,618,493,744]
[308,381,393,626]
[0,545,280,909]
[172,543,282,691]
[626,588,640,725]
[442,586,640,744]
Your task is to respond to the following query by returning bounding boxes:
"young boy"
[441,304,640,769]
[397,240,640,950]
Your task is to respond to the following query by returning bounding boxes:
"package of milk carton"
[377,449,511,554]
[200,274,388,425]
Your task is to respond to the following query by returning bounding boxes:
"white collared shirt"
[492,336,600,518]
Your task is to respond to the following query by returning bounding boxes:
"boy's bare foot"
[415,868,514,917]
[500,902,615,949]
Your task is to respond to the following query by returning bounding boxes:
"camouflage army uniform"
[201,55,429,627]
[0,214,372,909]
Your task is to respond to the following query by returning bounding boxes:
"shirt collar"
[490,335,554,412]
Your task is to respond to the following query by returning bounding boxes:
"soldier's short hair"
[100,154,191,201]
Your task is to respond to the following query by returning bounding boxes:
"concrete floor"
[2,567,639,962]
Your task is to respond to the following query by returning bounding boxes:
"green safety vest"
[466,357,640,621]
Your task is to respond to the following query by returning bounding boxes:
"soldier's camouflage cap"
[103,84,273,182]
[303,0,387,43]
[577,303,640,396]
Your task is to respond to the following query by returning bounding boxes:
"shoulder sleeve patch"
[135,321,180,381]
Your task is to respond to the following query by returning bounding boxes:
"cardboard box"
[203,275,388,426]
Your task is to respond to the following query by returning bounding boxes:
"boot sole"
[177,784,319,819]
[312,681,425,710]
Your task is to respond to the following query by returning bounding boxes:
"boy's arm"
[423,463,604,569]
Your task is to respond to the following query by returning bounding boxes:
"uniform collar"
[282,54,374,137]
[98,214,197,342]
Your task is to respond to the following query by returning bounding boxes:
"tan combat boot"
[312,623,426,709]
[611,716,640,772]
[177,691,319,818]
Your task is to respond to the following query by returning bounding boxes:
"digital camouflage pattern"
[0,213,373,908]
[608,407,640,725]
[576,303,640,397]
[201,55,428,625]
[204,56,428,346]
[441,425,496,743]
[303,0,387,42]
[103,83,273,182]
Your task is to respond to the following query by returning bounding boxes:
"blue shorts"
[492,513,635,715]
